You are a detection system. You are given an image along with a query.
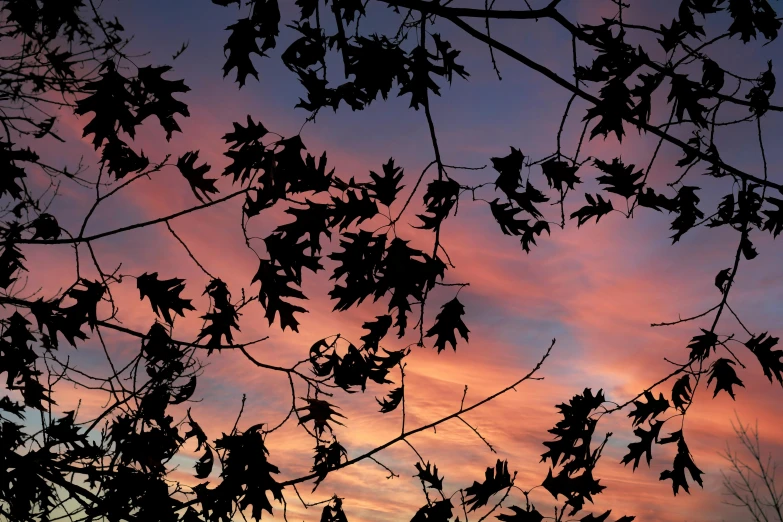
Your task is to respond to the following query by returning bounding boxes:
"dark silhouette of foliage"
[137,272,197,325]
[659,435,704,495]
[425,297,469,353]
[0,0,782,521]
[671,375,692,412]
[627,391,669,427]
[497,505,545,522]
[707,358,745,399]
[464,459,513,512]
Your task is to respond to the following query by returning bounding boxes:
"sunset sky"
[22,1,783,521]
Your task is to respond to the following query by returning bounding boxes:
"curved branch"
[438,14,783,192]
[14,187,253,245]
[279,339,554,487]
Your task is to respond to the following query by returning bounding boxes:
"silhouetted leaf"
[224,114,269,149]
[134,65,190,140]
[584,77,633,141]
[425,297,469,353]
[213,427,283,520]
[570,194,614,227]
[195,446,214,479]
[497,505,544,522]
[676,135,701,168]
[490,199,526,236]
[621,420,663,470]
[398,45,441,110]
[661,429,684,445]
[367,348,406,386]
[223,19,264,87]
[376,386,403,413]
[628,391,669,427]
[670,186,704,242]
[701,59,725,92]
[296,398,346,436]
[29,297,87,348]
[630,72,661,124]
[594,158,644,199]
[328,231,385,311]
[0,224,26,290]
[489,198,551,252]
[329,189,378,230]
[198,279,240,350]
[687,329,717,360]
[367,158,404,207]
[184,409,208,451]
[659,437,703,495]
[62,278,106,332]
[276,200,332,256]
[542,158,581,192]
[746,332,783,385]
[177,151,218,203]
[0,311,54,409]
[264,231,323,282]
[414,461,444,490]
[671,375,692,412]
[636,188,676,213]
[417,178,459,230]
[312,440,348,490]
[332,343,370,392]
[542,467,605,516]
[492,147,525,199]
[46,49,76,78]
[281,21,325,72]
[137,272,195,324]
[746,62,776,116]
[0,144,36,200]
[740,234,758,261]
[171,376,197,404]
[345,34,408,105]
[714,267,732,293]
[464,460,512,512]
[431,34,468,83]
[0,395,25,418]
[727,0,781,42]
[707,358,744,399]
[253,259,308,332]
[101,139,149,179]
[762,197,783,237]
[512,181,549,219]
[360,315,392,352]
[75,61,136,148]
[668,75,708,127]
[541,388,605,468]
[374,237,446,337]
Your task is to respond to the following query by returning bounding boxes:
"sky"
[19,0,783,521]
